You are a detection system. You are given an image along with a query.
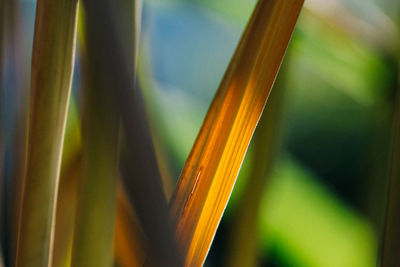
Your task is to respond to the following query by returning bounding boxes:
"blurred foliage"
[1,0,398,266]
[137,0,398,266]
[259,158,377,267]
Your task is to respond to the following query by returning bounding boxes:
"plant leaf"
[52,155,80,267]
[168,0,304,265]
[381,77,400,266]
[114,185,146,267]
[81,0,182,264]
[15,0,78,265]
[70,17,120,265]
[226,64,288,267]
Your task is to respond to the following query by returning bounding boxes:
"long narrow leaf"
[15,0,78,265]
[0,1,6,264]
[70,21,120,266]
[226,66,287,267]
[52,99,81,267]
[1,2,30,265]
[381,70,400,266]
[52,155,80,267]
[168,0,304,265]
[81,0,181,264]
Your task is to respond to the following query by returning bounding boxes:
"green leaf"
[16,0,78,265]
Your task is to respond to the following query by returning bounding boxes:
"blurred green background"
[136,0,399,266]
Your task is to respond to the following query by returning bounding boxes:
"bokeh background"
[2,0,400,266]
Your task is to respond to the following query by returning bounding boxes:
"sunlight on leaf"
[168,0,304,265]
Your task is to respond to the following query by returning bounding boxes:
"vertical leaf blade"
[16,0,78,265]
[81,0,181,264]
[70,28,120,266]
[381,67,400,266]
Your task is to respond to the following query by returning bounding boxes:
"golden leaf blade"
[168,0,304,265]
[226,67,287,267]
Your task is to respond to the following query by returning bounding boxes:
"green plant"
[3,0,305,266]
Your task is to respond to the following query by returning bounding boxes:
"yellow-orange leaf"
[168,0,304,265]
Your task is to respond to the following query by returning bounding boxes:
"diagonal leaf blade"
[168,0,304,265]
